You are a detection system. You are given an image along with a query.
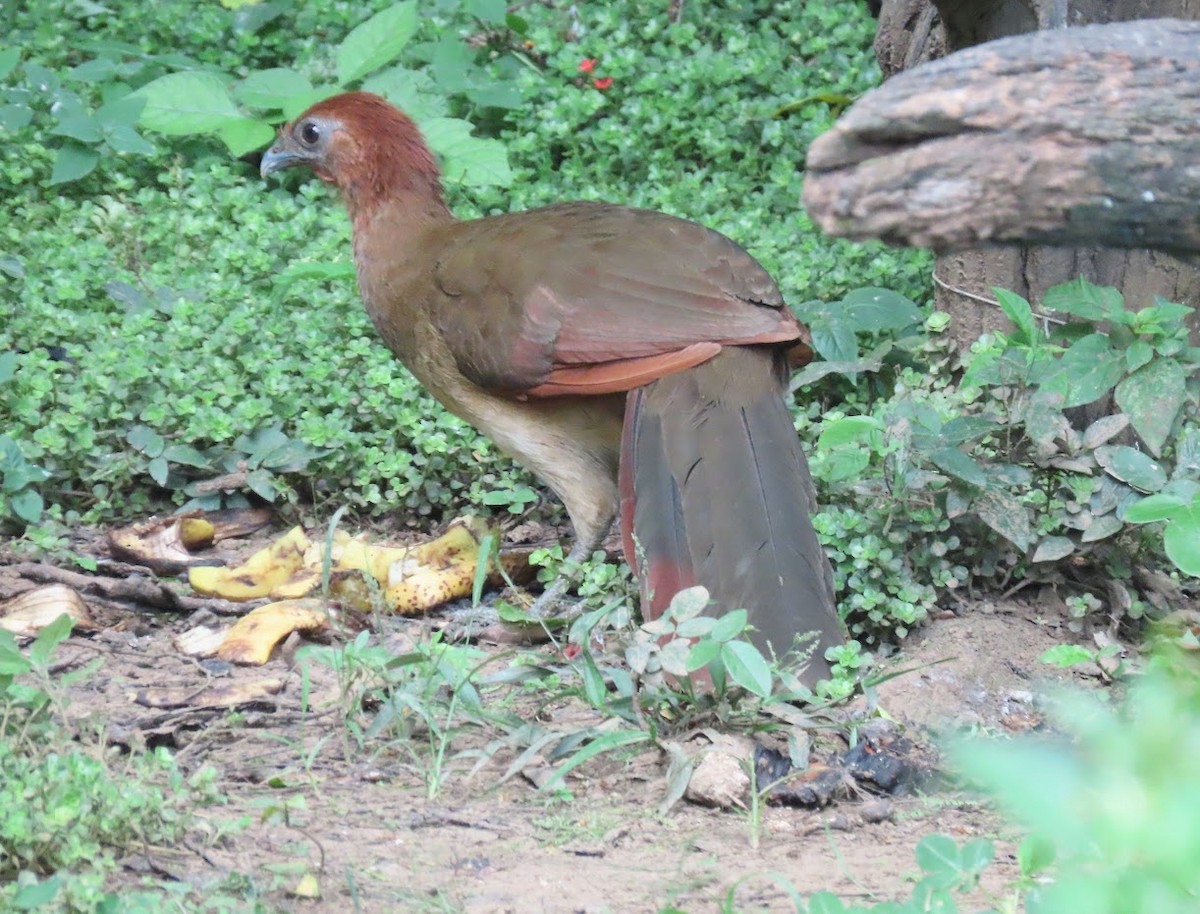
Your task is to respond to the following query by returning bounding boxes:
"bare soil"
[1,533,1114,914]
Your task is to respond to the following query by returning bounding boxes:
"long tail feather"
[620,347,843,685]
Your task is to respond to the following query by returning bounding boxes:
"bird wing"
[429,202,806,397]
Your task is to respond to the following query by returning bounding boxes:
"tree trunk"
[866,0,1200,351]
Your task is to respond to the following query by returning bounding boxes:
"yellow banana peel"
[187,516,535,615]
[217,599,331,665]
[188,526,312,600]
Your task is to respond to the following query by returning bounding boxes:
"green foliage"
[954,656,1200,914]
[298,629,496,797]
[125,421,323,509]
[805,278,1198,641]
[800,834,995,914]
[2,0,923,566]
[0,618,225,913]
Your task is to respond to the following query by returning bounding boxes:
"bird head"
[260,92,443,221]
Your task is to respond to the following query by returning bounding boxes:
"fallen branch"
[3,562,250,616]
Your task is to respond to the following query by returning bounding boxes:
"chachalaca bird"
[260,92,844,684]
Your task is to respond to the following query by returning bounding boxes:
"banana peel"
[217,599,332,665]
[185,516,537,615]
[188,526,312,600]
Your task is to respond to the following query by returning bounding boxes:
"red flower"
[593,77,613,90]
[563,643,582,661]
[578,58,596,73]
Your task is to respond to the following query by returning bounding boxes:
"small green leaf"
[709,608,749,643]
[1124,339,1153,373]
[336,2,420,86]
[0,103,33,131]
[29,612,74,668]
[1123,493,1188,524]
[1018,835,1056,876]
[1040,644,1096,668]
[1115,357,1186,456]
[1080,514,1122,543]
[929,447,988,488]
[148,456,169,486]
[136,71,241,135]
[1096,445,1167,493]
[49,142,99,184]
[127,425,165,457]
[68,57,118,82]
[805,893,847,914]
[246,469,278,502]
[465,83,524,110]
[818,415,881,449]
[0,350,17,381]
[959,837,995,874]
[579,649,607,707]
[809,316,858,364]
[841,287,923,332]
[11,874,62,910]
[721,640,773,697]
[430,35,473,93]
[995,288,1036,344]
[674,615,717,638]
[1163,502,1200,576]
[915,833,960,876]
[972,489,1034,550]
[104,123,156,155]
[466,0,507,23]
[232,1,285,35]
[51,111,101,143]
[686,638,722,671]
[541,729,650,791]
[1042,278,1125,322]
[1082,414,1129,450]
[1031,536,1075,562]
[217,117,274,156]
[9,488,43,523]
[0,47,20,81]
[1045,333,1124,408]
[234,68,313,110]
[665,585,710,621]
[0,630,33,674]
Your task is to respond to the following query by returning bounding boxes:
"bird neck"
[343,177,452,237]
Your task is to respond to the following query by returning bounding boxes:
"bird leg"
[523,518,613,620]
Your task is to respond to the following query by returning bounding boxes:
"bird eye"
[299,122,321,146]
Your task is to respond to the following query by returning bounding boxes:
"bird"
[259,92,844,684]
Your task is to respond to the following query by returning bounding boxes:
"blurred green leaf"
[136,70,240,135]
[49,142,99,184]
[336,2,419,86]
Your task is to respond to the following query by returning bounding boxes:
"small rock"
[825,813,854,831]
[1007,689,1033,704]
[685,733,755,809]
[860,799,895,824]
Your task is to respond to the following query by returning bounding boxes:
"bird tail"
[618,346,843,686]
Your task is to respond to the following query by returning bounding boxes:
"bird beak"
[259,141,306,180]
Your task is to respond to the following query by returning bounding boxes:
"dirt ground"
[1,529,1118,914]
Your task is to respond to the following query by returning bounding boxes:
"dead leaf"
[0,584,95,637]
[134,677,285,709]
[174,625,229,658]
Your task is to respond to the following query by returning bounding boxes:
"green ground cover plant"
[2,2,1199,908]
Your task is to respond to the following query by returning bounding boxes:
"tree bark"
[805,21,1200,255]
[836,2,1200,350]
